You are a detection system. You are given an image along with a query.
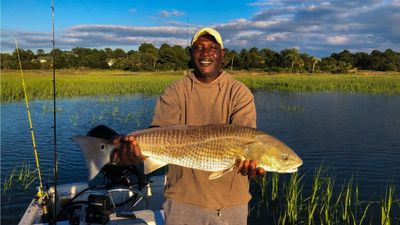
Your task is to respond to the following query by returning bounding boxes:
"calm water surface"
[1,92,399,224]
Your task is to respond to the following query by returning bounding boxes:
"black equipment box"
[85,194,111,224]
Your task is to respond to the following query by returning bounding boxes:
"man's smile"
[199,59,213,66]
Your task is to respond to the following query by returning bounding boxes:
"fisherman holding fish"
[76,27,303,224]
[115,27,265,225]
[111,28,265,225]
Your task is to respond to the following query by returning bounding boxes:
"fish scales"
[132,125,264,171]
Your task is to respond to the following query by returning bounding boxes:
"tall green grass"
[235,73,400,95]
[251,168,399,225]
[1,70,399,102]
[2,163,37,194]
[1,70,182,102]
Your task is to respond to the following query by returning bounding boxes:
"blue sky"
[1,0,399,57]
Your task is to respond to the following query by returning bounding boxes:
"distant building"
[107,58,116,67]
[31,56,52,63]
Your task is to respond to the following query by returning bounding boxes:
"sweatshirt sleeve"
[151,84,181,127]
[230,83,257,128]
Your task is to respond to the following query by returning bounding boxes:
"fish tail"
[71,136,113,180]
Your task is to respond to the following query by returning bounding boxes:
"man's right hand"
[110,135,147,165]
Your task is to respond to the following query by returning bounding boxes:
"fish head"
[245,134,303,173]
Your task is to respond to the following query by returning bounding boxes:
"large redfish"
[72,124,303,180]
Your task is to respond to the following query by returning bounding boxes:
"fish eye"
[282,154,289,161]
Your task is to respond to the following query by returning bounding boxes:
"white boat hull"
[19,175,166,225]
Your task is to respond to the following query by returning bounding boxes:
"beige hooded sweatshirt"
[151,71,256,210]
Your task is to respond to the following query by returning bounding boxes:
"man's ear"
[221,48,225,58]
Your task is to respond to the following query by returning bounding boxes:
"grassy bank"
[1,70,400,102]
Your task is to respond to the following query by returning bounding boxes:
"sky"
[1,0,399,57]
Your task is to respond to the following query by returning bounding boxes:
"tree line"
[1,43,399,73]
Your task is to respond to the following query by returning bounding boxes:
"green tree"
[260,48,279,68]
[383,49,400,71]
[337,50,355,66]
[280,48,303,71]
[247,47,264,69]
[370,50,385,71]
[104,48,113,57]
[158,43,175,70]
[1,53,15,69]
[238,49,249,70]
[36,49,46,56]
[12,48,39,69]
[354,52,371,70]
[113,48,127,59]
[138,43,159,70]
[319,57,337,72]
[172,45,189,70]
[50,48,66,69]
[223,48,239,71]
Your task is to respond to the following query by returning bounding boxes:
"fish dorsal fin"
[143,158,168,174]
[129,125,189,136]
[208,167,235,180]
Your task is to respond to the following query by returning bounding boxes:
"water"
[1,92,399,224]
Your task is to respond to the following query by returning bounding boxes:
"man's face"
[191,35,225,82]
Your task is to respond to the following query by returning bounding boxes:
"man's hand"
[238,159,266,178]
[110,135,147,165]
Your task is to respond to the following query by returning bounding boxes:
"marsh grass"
[1,70,399,102]
[382,186,395,225]
[235,72,400,95]
[2,163,37,194]
[1,70,181,102]
[251,168,399,225]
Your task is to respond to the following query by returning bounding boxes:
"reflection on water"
[1,92,400,224]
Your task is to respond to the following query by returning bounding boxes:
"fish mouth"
[263,165,301,174]
[277,168,299,173]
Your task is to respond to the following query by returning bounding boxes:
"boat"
[19,165,166,225]
[17,0,166,223]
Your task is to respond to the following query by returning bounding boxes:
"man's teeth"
[200,60,211,65]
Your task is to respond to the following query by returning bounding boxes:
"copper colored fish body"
[73,124,303,180]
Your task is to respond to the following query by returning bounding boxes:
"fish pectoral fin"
[208,167,235,180]
[143,158,168,174]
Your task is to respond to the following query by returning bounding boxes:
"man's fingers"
[257,168,266,175]
[112,135,123,146]
[248,160,257,178]
[114,135,146,164]
[241,160,250,176]
[238,160,266,178]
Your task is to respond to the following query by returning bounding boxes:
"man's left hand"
[238,159,266,178]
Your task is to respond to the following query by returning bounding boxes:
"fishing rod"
[14,39,49,217]
[51,0,58,223]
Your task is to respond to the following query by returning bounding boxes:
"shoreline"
[2,69,400,102]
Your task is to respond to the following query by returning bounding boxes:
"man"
[111,27,265,225]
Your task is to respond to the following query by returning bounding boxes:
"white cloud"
[326,36,349,45]
[158,10,185,18]
[235,31,263,38]
[265,32,290,41]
